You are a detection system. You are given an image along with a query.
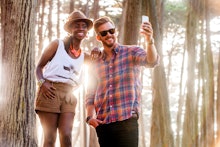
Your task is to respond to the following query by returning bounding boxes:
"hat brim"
[64,18,93,33]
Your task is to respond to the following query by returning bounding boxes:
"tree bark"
[182,0,198,146]
[48,0,53,42]
[149,0,174,146]
[36,0,45,60]
[217,40,220,147]
[0,0,37,146]
[199,0,215,146]
[122,0,141,45]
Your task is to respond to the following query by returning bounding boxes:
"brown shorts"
[35,81,77,113]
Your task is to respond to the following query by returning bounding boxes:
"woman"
[35,10,93,147]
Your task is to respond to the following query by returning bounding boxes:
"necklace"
[69,44,81,58]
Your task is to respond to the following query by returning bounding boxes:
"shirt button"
[110,85,112,87]
[109,75,112,77]
[110,95,112,97]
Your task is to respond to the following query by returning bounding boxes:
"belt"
[45,79,73,87]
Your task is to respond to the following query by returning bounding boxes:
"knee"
[59,130,72,146]
[44,134,57,147]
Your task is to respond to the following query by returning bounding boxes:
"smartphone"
[142,15,149,23]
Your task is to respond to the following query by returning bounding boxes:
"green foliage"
[164,1,187,26]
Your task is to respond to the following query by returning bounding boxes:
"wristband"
[37,78,45,87]
[147,38,154,45]
[86,116,92,123]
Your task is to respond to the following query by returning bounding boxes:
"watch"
[86,116,92,124]
[37,78,45,87]
[147,38,154,45]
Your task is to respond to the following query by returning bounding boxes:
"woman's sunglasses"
[98,28,115,37]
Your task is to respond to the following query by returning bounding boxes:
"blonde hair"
[94,16,115,33]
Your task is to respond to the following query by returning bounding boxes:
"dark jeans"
[96,118,138,147]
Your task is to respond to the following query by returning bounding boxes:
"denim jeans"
[96,118,138,147]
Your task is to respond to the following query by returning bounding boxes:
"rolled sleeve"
[145,54,160,68]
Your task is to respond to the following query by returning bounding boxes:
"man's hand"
[140,22,153,42]
[88,118,103,128]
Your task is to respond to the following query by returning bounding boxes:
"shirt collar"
[101,44,120,61]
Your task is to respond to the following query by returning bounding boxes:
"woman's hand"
[40,81,56,99]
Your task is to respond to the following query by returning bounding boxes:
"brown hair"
[94,16,115,33]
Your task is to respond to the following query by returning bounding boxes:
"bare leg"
[58,112,75,147]
[38,111,59,147]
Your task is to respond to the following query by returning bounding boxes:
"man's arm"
[85,65,103,127]
[140,22,159,64]
[146,39,158,64]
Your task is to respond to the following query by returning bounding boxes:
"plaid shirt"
[86,44,158,124]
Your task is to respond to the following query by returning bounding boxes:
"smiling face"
[96,22,116,48]
[70,21,88,40]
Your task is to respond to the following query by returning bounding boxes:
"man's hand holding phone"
[140,15,153,44]
[142,15,149,23]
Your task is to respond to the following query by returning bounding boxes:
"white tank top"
[43,39,84,87]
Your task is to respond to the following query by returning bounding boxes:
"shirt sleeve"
[132,46,160,68]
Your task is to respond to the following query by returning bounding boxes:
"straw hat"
[64,10,93,33]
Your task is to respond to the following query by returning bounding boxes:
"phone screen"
[142,15,149,23]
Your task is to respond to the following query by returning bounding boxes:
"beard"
[102,37,115,48]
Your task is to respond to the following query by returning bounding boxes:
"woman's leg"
[58,112,75,147]
[37,111,59,147]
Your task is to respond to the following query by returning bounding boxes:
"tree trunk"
[69,0,75,13]
[122,0,141,45]
[200,0,215,146]
[57,0,61,38]
[36,0,45,60]
[217,41,220,147]
[175,47,186,147]
[0,0,37,146]
[182,0,198,146]
[148,0,174,146]
[48,0,53,42]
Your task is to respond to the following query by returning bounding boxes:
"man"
[85,16,159,147]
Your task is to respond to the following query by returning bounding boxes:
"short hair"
[94,16,115,33]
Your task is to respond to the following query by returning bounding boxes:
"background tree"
[148,0,174,146]
[0,0,37,146]
[121,0,141,45]
[181,0,198,146]
[36,0,46,60]
[198,0,214,146]
[217,42,220,146]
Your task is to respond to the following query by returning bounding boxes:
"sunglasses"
[99,28,115,37]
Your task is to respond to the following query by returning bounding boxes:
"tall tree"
[122,0,141,45]
[182,0,198,146]
[148,0,174,146]
[69,0,75,13]
[36,0,45,60]
[0,0,37,146]
[57,0,61,38]
[199,0,214,146]
[217,41,220,146]
[48,0,53,42]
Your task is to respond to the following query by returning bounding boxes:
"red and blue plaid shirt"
[86,44,159,124]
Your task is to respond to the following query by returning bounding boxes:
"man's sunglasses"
[98,28,115,37]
